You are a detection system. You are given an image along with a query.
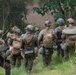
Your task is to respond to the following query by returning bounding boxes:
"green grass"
[0,52,76,75]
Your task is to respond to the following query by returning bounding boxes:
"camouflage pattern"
[0,54,11,75]
[34,29,39,58]
[63,26,76,55]
[21,27,38,73]
[61,18,75,60]
[7,27,22,67]
[10,54,22,67]
[42,48,53,66]
[54,26,66,57]
[38,27,54,65]
[0,35,11,75]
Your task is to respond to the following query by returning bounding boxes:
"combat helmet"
[11,26,21,34]
[14,28,21,34]
[45,20,51,27]
[11,26,18,32]
[67,18,74,24]
[57,18,64,26]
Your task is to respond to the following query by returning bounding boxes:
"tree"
[34,0,76,21]
[0,0,28,36]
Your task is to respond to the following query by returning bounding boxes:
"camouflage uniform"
[67,18,75,55]
[38,20,53,66]
[61,18,75,61]
[7,26,22,67]
[0,30,11,75]
[34,27,40,58]
[54,18,66,58]
[54,26,65,57]
[21,25,38,73]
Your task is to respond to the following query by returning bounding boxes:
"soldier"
[38,20,54,66]
[67,18,75,54]
[7,26,22,67]
[54,18,66,58]
[34,27,40,58]
[21,25,38,73]
[61,18,76,61]
[0,30,11,75]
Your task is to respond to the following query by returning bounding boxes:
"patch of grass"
[0,52,76,75]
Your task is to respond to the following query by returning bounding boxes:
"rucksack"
[13,40,22,49]
[43,29,53,48]
[25,34,34,47]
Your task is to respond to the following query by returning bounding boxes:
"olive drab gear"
[67,18,74,24]
[21,25,36,73]
[43,29,53,48]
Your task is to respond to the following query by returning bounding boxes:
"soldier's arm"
[38,30,44,46]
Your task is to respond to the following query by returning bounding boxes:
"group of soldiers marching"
[0,17,76,75]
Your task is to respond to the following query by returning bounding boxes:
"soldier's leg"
[64,48,69,61]
[34,47,38,58]
[42,54,46,65]
[72,44,75,53]
[61,49,64,58]
[70,44,75,55]
[10,54,16,67]
[57,44,61,57]
[27,56,34,73]
[50,49,53,62]
[43,49,53,66]
[4,60,11,75]
[17,55,22,67]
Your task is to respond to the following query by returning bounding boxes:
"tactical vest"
[43,29,53,48]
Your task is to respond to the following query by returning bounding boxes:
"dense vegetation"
[0,51,76,75]
[34,0,76,21]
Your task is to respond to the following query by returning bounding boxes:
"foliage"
[0,52,76,75]
[0,0,28,36]
[34,0,76,21]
